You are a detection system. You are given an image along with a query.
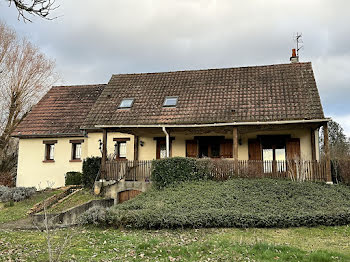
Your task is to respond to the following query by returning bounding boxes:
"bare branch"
[6,0,59,22]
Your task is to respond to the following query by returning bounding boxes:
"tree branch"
[7,0,59,22]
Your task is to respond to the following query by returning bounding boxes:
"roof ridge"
[51,84,106,88]
[110,62,312,77]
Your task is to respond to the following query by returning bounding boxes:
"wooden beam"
[101,129,108,180]
[134,136,139,160]
[233,127,238,161]
[310,128,316,161]
[323,123,332,182]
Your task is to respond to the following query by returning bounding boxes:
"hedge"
[65,171,83,186]
[151,157,217,189]
[82,157,101,188]
[80,178,350,229]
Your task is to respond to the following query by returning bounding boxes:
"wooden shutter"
[286,138,301,160]
[248,139,261,160]
[186,140,198,158]
[220,139,233,158]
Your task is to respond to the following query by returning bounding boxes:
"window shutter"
[248,139,261,160]
[220,139,233,158]
[186,140,198,158]
[286,138,301,160]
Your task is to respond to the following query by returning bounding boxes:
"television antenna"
[294,32,303,57]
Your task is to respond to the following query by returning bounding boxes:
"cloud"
[1,0,350,130]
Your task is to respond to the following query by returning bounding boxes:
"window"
[72,143,82,160]
[70,139,84,161]
[113,138,130,159]
[163,96,178,107]
[119,98,134,109]
[43,140,57,162]
[45,144,55,160]
[261,136,287,173]
[155,137,174,159]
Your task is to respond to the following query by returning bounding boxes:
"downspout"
[162,127,170,158]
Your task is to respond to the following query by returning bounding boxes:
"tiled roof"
[13,84,105,137]
[82,62,325,128]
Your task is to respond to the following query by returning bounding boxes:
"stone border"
[32,198,114,226]
[27,185,81,215]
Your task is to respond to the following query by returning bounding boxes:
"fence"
[105,160,152,182]
[104,159,329,182]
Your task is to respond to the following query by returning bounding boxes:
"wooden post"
[233,127,239,172]
[310,128,316,161]
[323,123,332,183]
[134,136,139,160]
[101,128,108,180]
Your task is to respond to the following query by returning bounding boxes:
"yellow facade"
[16,127,320,188]
[16,132,134,188]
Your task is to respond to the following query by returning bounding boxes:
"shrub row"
[80,179,350,229]
[0,186,36,202]
[80,206,350,229]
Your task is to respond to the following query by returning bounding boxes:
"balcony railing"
[104,159,329,182]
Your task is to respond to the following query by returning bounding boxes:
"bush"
[81,179,350,229]
[65,171,83,186]
[151,157,209,189]
[79,206,108,225]
[82,157,101,188]
[0,186,36,202]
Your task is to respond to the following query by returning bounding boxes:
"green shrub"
[82,157,101,188]
[65,171,83,186]
[81,179,350,229]
[151,157,211,189]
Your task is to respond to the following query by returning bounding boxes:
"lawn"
[0,226,350,261]
[0,189,62,224]
[47,189,102,213]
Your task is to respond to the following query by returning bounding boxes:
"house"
[12,84,134,188]
[13,57,331,188]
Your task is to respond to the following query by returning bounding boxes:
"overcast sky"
[1,0,349,135]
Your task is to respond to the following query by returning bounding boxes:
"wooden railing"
[104,159,329,182]
[105,160,152,182]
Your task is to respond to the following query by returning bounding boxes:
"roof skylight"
[163,96,178,107]
[119,98,134,109]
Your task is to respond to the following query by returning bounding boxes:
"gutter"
[162,127,170,158]
[94,118,331,129]
[11,133,85,139]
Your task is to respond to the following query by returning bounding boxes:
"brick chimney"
[290,48,299,63]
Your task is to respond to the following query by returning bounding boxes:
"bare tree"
[6,0,58,22]
[320,120,350,160]
[0,21,57,181]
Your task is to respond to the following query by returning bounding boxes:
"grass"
[48,189,102,213]
[89,179,350,228]
[0,189,61,224]
[0,226,350,261]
